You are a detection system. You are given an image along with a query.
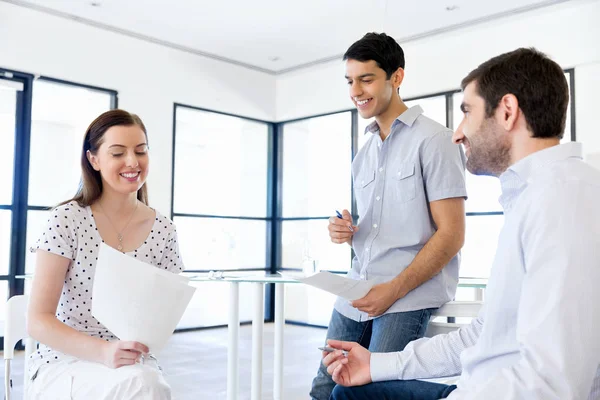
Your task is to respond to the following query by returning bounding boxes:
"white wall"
[0,2,276,215]
[276,0,600,156]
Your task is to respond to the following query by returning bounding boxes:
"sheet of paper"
[92,243,196,354]
[281,271,374,300]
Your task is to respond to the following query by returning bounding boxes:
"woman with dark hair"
[26,109,183,399]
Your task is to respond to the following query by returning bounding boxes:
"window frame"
[0,67,117,347]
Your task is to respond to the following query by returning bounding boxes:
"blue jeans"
[310,308,435,400]
[330,380,457,400]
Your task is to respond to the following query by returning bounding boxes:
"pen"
[319,346,349,356]
[335,210,354,232]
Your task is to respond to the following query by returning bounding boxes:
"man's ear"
[391,67,405,89]
[498,93,520,132]
[87,150,101,171]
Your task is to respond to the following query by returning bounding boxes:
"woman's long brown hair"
[60,109,149,207]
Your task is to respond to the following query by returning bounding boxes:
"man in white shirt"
[322,47,600,400]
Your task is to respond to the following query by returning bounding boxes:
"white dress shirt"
[370,143,600,399]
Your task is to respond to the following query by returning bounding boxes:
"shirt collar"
[504,142,583,183]
[363,105,424,135]
[498,142,583,211]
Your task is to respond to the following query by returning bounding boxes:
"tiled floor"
[0,323,327,399]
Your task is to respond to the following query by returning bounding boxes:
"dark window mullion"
[9,73,33,299]
[466,211,504,217]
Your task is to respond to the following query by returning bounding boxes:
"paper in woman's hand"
[92,243,196,354]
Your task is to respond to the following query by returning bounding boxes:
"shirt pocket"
[356,169,375,190]
[354,170,375,217]
[392,163,417,203]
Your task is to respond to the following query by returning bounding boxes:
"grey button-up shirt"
[335,105,467,322]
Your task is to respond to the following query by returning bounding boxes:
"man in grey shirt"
[310,32,467,400]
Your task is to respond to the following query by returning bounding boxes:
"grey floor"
[1,323,326,399]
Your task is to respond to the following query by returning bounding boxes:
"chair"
[425,300,483,337]
[418,300,483,386]
[4,295,34,400]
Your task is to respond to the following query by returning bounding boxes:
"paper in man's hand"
[281,271,374,300]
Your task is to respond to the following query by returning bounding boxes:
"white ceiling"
[6,0,571,74]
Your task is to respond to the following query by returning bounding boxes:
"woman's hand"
[101,340,149,368]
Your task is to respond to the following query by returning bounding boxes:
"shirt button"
[379,167,384,172]
[373,224,378,228]
[376,196,381,201]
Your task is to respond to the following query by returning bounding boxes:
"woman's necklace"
[97,200,139,251]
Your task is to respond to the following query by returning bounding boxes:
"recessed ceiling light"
[269,56,281,62]
[90,1,102,7]
[445,5,459,11]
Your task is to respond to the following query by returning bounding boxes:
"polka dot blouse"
[28,202,185,375]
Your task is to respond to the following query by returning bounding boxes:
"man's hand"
[328,209,359,245]
[322,340,372,387]
[351,281,402,317]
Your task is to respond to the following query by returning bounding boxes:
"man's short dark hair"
[461,47,568,139]
[343,32,405,79]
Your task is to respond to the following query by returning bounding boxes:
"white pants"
[27,358,172,400]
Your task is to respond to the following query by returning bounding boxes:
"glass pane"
[26,209,52,274]
[357,116,375,152]
[562,71,573,143]
[452,92,503,213]
[174,216,266,270]
[0,281,9,326]
[282,112,352,217]
[29,80,113,207]
[465,172,503,213]
[173,107,268,217]
[0,85,17,205]
[281,219,351,271]
[460,215,504,278]
[0,210,12,275]
[285,283,336,326]
[177,281,254,329]
[405,95,447,127]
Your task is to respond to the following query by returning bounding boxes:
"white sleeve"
[370,311,483,382]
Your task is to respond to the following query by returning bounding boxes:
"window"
[172,105,271,328]
[25,79,115,274]
[280,112,353,272]
[0,78,19,280]
[28,79,115,207]
[0,70,117,344]
[172,105,270,270]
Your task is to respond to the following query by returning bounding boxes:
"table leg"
[475,287,484,301]
[251,283,264,400]
[274,283,285,400]
[227,282,240,400]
